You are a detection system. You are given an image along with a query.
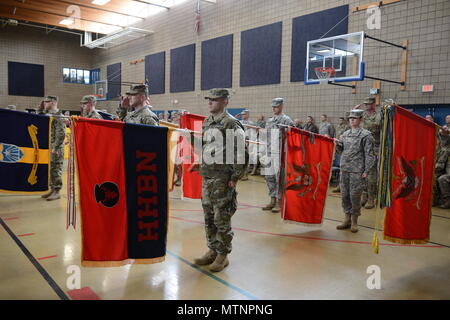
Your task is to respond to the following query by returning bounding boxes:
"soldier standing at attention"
[332,116,351,193]
[261,98,295,213]
[335,116,350,139]
[193,88,248,272]
[318,114,336,137]
[303,116,319,134]
[359,97,381,209]
[41,96,66,201]
[335,110,375,233]
[117,84,159,125]
[239,109,256,181]
[80,95,103,119]
[256,114,266,128]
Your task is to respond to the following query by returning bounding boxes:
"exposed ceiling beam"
[54,0,145,19]
[0,3,125,28]
[0,6,119,33]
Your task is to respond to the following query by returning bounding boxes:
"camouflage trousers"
[364,152,378,200]
[50,150,64,191]
[201,176,238,255]
[438,174,450,201]
[340,171,365,216]
[264,175,280,199]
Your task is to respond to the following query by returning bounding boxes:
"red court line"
[67,287,101,300]
[37,255,58,260]
[3,217,19,221]
[17,233,35,237]
[170,216,444,249]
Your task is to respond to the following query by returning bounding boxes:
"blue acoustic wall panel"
[170,44,195,93]
[145,52,165,95]
[291,5,349,82]
[8,61,44,97]
[240,22,282,87]
[201,34,233,90]
[107,62,121,99]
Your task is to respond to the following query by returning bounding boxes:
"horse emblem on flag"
[393,156,425,209]
[286,162,322,199]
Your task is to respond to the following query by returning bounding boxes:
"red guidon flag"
[179,113,206,199]
[72,118,168,267]
[383,106,437,244]
[281,128,335,225]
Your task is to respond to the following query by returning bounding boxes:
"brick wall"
[1,0,449,122]
[0,25,92,111]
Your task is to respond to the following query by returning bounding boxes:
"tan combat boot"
[271,199,281,213]
[262,197,276,211]
[365,194,375,209]
[439,198,450,209]
[361,192,368,207]
[332,186,341,193]
[209,254,229,272]
[194,249,217,266]
[41,190,54,199]
[351,215,359,233]
[46,190,61,201]
[336,214,351,230]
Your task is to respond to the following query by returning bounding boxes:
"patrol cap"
[204,88,231,100]
[126,84,148,95]
[241,109,249,115]
[348,109,364,119]
[272,98,284,107]
[44,95,58,102]
[80,95,97,104]
[363,97,376,104]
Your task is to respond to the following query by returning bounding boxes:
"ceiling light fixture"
[92,0,111,5]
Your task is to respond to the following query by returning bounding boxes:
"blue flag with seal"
[0,109,51,193]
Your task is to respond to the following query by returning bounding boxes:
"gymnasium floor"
[1,171,449,300]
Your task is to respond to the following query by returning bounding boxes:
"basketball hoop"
[92,94,104,99]
[314,67,336,82]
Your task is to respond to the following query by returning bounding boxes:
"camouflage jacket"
[256,119,266,128]
[265,113,295,151]
[240,119,257,139]
[319,121,336,137]
[123,105,159,126]
[200,112,248,182]
[436,146,450,176]
[361,110,381,147]
[85,109,103,120]
[46,109,66,151]
[303,122,319,134]
[335,123,350,139]
[336,128,375,175]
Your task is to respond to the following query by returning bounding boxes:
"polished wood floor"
[1,170,449,300]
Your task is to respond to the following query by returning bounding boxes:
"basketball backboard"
[305,31,365,85]
[94,80,108,101]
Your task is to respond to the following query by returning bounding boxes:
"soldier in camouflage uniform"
[80,95,103,119]
[261,98,295,213]
[193,88,248,272]
[319,114,336,138]
[41,96,66,201]
[335,109,375,233]
[335,117,350,139]
[435,145,450,208]
[332,117,350,193]
[359,97,381,209]
[239,109,256,181]
[116,84,159,125]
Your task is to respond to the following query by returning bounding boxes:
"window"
[63,67,100,85]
